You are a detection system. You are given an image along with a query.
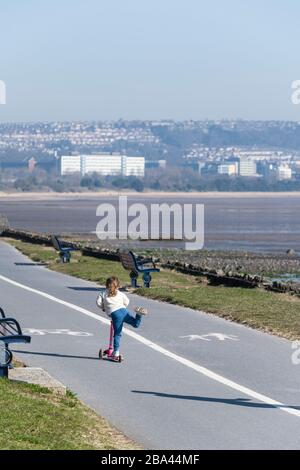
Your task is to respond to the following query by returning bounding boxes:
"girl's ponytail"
[106,276,120,297]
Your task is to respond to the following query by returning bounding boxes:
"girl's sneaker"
[134,306,148,315]
[110,352,122,362]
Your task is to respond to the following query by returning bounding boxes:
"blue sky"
[1,0,300,121]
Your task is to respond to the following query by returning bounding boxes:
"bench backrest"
[51,235,61,251]
[0,318,31,345]
[0,318,22,338]
[119,251,137,272]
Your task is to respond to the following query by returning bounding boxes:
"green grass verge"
[4,238,196,288]
[137,285,300,340]
[4,238,300,339]
[0,379,139,450]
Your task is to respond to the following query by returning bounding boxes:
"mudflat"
[0,192,299,253]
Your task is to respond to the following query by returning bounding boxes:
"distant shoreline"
[1,190,300,200]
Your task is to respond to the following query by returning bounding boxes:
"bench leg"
[0,366,8,378]
[60,252,71,263]
[0,344,11,378]
[130,271,138,288]
[142,272,152,288]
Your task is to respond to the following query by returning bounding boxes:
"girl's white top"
[96,289,130,316]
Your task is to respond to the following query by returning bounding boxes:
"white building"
[277,165,292,180]
[60,155,81,175]
[218,162,238,176]
[122,156,145,177]
[239,160,257,177]
[60,154,145,177]
[82,154,122,176]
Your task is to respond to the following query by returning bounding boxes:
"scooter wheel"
[118,355,123,363]
[99,349,104,359]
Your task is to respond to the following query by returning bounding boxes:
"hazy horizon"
[1,1,300,122]
[1,118,300,126]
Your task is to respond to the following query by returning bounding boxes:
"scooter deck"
[99,348,123,363]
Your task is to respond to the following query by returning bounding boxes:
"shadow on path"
[68,287,100,292]
[15,262,47,267]
[68,286,128,292]
[132,390,300,411]
[13,349,99,361]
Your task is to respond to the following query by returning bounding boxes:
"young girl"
[96,276,147,357]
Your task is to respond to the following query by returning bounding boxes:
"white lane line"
[0,273,299,419]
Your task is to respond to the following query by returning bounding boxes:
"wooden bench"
[119,251,160,288]
[51,235,76,263]
[0,309,31,378]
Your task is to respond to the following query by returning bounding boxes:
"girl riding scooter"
[97,276,147,360]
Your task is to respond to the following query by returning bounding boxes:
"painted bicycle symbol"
[23,328,93,337]
[180,333,239,342]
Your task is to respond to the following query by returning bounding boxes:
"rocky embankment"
[143,249,300,277]
[2,228,300,296]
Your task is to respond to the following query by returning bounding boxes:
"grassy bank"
[4,238,300,340]
[0,379,138,450]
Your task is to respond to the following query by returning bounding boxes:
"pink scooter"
[98,321,123,363]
